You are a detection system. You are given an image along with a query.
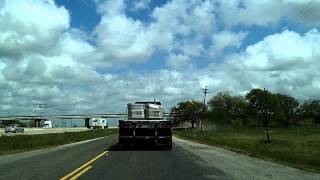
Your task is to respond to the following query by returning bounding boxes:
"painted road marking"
[70,166,92,180]
[60,151,108,180]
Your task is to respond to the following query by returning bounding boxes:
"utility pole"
[201,86,211,132]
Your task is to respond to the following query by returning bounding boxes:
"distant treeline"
[0,120,33,127]
[171,88,320,128]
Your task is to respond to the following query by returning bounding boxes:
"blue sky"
[0,0,319,115]
[55,0,100,32]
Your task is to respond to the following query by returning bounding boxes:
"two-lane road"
[0,135,319,180]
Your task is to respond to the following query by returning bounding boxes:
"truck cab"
[43,120,53,128]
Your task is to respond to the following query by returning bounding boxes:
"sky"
[0,0,320,116]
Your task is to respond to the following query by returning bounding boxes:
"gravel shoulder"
[174,136,320,180]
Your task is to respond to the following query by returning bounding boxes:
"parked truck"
[118,101,172,149]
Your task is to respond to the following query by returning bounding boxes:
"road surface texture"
[0,135,319,180]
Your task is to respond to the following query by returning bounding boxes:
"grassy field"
[0,129,118,156]
[174,127,320,173]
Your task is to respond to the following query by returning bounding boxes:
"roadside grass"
[0,129,118,156]
[174,127,320,173]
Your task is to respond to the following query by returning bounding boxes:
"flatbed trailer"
[118,101,172,149]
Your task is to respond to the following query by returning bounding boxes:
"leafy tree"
[1,120,27,127]
[246,89,279,143]
[207,92,234,125]
[301,100,320,124]
[208,92,249,126]
[276,93,300,127]
[231,96,249,126]
[171,100,203,128]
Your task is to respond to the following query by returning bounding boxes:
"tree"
[231,96,249,126]
[2,120,26,127]
[207,92,234,125]
[276,93,300,127]
[246,89,279,143]
[208,92,249,126]
[301,100,320,124]
[171,100,203,128]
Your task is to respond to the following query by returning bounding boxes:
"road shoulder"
[173,136,320,180]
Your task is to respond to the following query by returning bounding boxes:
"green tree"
[231,96,250,126]
[207,92,234,125]
[208,92,249,126]
[246,89,279,143]
[276,93,300,127]
[171,100,203,128]
[1,120,26,127]
[301,100,320,124]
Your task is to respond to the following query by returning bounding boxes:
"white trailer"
[89,118,108,129]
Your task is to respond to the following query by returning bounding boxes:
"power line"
[286,0,316,25]
[284,0,320,30]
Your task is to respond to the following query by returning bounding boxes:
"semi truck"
[43,120,53,128]
[118,101,172,149]
[89,118,108,129]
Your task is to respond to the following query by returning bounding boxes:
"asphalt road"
[0,135,319,180]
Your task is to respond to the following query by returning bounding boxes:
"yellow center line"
[70,165,92,180]
[60,151,108,180]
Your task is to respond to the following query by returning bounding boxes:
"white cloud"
[209,30,248,57]
[52,29,95,61]
[209,29,320,99]
[93,0,216,64]
[217,0,320,28]
[94,0,154,63]
[150,0,216,42]
[1,0,320,117]
[131,0,151,11]
[166,53,191,69]
[94,14,154,62]
[0,0,69,57]
[238,29,319,70]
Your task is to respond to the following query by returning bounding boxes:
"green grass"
[174,127,320,173]
[0,129,118,155]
